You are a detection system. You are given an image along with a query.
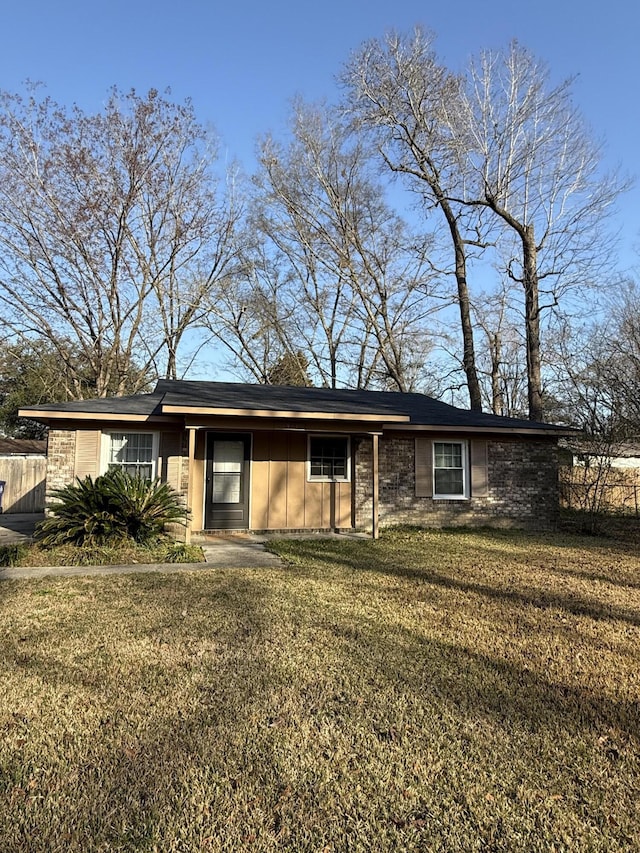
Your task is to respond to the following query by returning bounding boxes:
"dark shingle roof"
[158,380,561,431]
[0,438,47,455]
[21,390,165,417]
[21,380,569,433]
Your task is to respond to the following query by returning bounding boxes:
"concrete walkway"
[0,517,365,580]
[0,513,43,544]
[0,561,215,580]
[194,534,284,569]
[0,518,283,580]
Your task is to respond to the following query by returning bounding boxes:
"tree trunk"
[440,198,483,411]
[522,225,543,422]
[490,331,504,415]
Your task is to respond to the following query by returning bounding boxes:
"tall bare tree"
[342,28,485,408]
[456,42,626,420]
[0,86,240,397]
[215,100,441,391]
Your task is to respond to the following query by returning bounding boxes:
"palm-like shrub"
[36,469,189,547]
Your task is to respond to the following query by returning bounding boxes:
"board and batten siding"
[251,431,351,530]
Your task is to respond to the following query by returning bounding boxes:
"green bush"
[35,469,189,547]
[0,543,29,566]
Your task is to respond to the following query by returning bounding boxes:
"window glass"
[108,433,154,479]
[433,441,465,497]
[211,440,244,503]
[309,436,349,481]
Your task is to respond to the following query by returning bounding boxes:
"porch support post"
[372,433,379,540]
[185,427,197,544]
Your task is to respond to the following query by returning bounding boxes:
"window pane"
[109,433,154,479]
[309,437,348,480]
[213,441,244,473]
[434,468,464,495]
[212,473,241,503]
[434,442,462,468]
[433,441,465,496]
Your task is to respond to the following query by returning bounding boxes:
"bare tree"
[473,287,528,416]
[551,283,640,437]
[342,28,485,408]
[199,244,301,384]
[0,86,239,397]
[456,42,626,420]
[229,100,441,391]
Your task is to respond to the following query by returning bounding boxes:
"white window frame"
[100,431,159,479]
[432,440,469,500]
[307,434,351,483]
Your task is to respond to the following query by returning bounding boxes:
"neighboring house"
[560,440,640,471]
[0,438,47,513]
[20,380,572,539]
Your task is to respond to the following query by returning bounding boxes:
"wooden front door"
[205,434,250,529]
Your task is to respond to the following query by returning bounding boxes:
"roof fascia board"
[162,404,409,422]
[18,410,176,424]
[185,421,384,435]
[383,423,571,436]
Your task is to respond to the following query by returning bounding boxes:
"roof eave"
[18,409,171,424]
[383,423,574,436]
[160,404,410,422]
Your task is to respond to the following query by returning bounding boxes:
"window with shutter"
[433,441,468,499]
[416,439,482,500]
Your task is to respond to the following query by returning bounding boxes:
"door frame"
[204,432,251,529]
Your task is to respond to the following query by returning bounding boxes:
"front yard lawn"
[1,528,638,851]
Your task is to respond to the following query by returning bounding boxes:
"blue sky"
[1,0,638,265]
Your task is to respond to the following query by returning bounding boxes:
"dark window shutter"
[415,438,433,497]
[471,440,488,497]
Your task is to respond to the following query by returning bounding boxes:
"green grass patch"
[0,528,639,851]
[0,538,204,567]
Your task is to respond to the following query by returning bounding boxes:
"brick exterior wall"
[45,429,76,503]
[354,434,559,531]
[353,436,374,531]
[44,427,558,532]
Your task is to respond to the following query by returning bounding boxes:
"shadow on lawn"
[277,539,640,628]
[2,571,289,850]
[455,528,640,591]
[3,566,639,850]
[464,525,640,558]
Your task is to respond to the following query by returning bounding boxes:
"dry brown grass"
[0,528,639,851]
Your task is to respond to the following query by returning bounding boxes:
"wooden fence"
[0,455,47,513]
[559,467,640,516]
